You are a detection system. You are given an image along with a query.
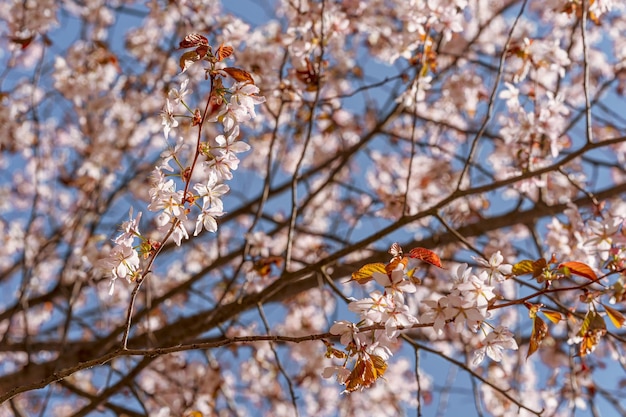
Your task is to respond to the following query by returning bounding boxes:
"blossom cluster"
[97,36,266,295]
[324,246,518,392]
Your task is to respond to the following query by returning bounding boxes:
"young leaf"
[610,279,626,304]
[223,67,255,84]
[408,247,443,269]
[179,33,209,49]
[512,260,534,276]
[216,44,234,61]
[388,242,403,258]
[253,256,283,278]
[603,303,625,328]
[531,258,547,278]
[323,340,348,359]
[195,45,210,60]
[406,267,420,284]
[369,354,387,382]
[350,263,387,284]
[542,310,563,324]
[558,261,598,281]
[578,310,607,356]
[386,256,408,274]
[526,302,541,318]
[527,315,548,359]
[344,354,387,393]
[179,50,202,73]
[295,57,319,89]
[344,359,365,393]
[10,35,34,50]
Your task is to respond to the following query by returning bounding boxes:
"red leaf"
[295,57,320,90]
[179,33,209,49]
[527,316,548,359]
[408,247,443,269]
[216,44,234,61]
[253,256,284,278]
[222,67,254,84]
[10,35,34,50]
[343,354,387,393]
[179,50,202,73]
[578,310,607,356]
[195,45,210,60]
[558,261,598,281]
[385,256,408,275]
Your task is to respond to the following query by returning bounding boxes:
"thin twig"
[257,303,300,417]
[284,0,327,272]
[415,347,422,417]
[455,0,529,191]
[121,220,178,349]
[434,213,484,257]
[402,336,543,416]
[580,0,594,144]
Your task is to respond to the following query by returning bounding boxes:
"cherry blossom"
[372,268,417,302]
[194,200,225,235]
[96,244,140,295]
[330,320,361,347]
[192,171,230,208]
[229,81,266,120]
[474,251,513,283]
[585,217,623,260]
[213,125,250,155]
[453,270,496,313]
[160,98,179,139]
[2,0,626,415]
[168,78,191,104]
[442,293,485,333]
[420,297,450,336]
[473,326,519,365]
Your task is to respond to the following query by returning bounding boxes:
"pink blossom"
[229,82,266,120]
[160,98,178,139]
[321,365,351,384]
[383,303,418,338]
[330,320,360,347]
[454,270,496,311]
[443,294,485,333]
[214,125,250,155]
[472,326,519,365]
[348,291,391,324]
[96,244,140,295]
[245,231,273,258]
[192,171,230,209]
[372,269,417,299]
[168,78,191,104]
[450,263,472,286]
[585,217,622,260]
[113,209,142,247]
[204,151,241,181]
[194,201,225,236]
[474,251,513,282]
[420,297,450,336]
[170,221,189,246]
